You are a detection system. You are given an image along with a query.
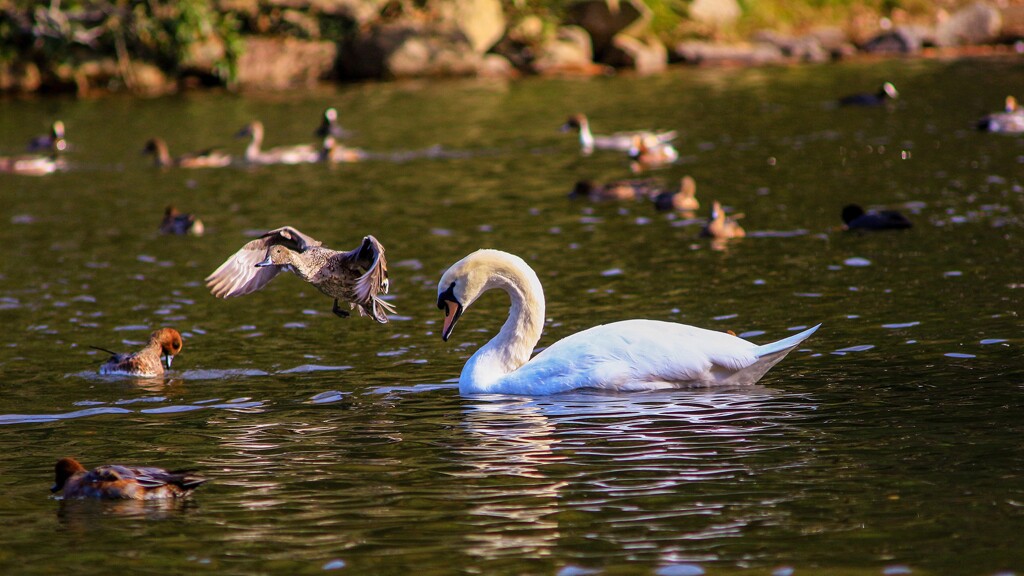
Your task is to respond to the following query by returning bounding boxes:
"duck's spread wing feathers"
[343,235,395,323]
[205,226,322,298]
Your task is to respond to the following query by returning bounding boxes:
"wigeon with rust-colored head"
[51,457,206,500]
[93,328,183,378]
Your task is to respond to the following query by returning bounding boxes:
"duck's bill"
[441,300,463,341]
[163,354,173,369]
[254,255,273,268]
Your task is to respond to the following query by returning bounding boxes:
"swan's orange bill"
[442,300,460,340]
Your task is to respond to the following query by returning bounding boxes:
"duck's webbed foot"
[332,299,350,318]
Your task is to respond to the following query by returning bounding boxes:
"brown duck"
[52,457,206,500]
[205,227,394,323]
[94,328,184,377]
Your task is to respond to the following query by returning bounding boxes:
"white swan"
[436,250,819,395]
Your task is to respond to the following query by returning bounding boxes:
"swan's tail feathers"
[715,324,820,386]
[754,324,821,358]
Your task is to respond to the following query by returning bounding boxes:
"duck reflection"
[56,495,200,526]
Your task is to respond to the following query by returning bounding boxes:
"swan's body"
[437,250,818,395]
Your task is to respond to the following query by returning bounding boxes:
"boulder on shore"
[937,1,1002,46]
[565,0,651,60]
[237,37,337,89]
[673,41,785,66]
[340,23,483,79]
[604,34,667,74]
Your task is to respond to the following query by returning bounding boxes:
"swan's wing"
[338,235,393,323]
[489,321,764,394]
[206,226,321,298]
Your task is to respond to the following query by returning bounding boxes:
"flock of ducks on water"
[20,84,1016,500]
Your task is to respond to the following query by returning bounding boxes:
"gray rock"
[532,25,594,75]
[688,0,741,27]
[565,0,651,60]
[673,41,785,66]
[937,1,1002,46]
[436,0,507,54]
[478,54,518,78]
[752,30,829,62]
[341,23,482,79]
[861,27,924,54]
[237,37,337,89]
[999,5,1024,41]
[604,34,667,74]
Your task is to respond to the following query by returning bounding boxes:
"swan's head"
[436,249,533,342]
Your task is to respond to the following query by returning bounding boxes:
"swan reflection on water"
[453,387,818,559]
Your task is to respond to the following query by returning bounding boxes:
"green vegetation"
[0,0,241,91]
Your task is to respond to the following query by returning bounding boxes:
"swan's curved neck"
[460,262,545,392]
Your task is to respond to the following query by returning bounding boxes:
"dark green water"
[1,56,1023,575]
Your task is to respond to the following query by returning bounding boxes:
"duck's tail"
[356,297,397,324]
[754,324,821,358]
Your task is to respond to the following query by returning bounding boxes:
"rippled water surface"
[2,56,1023,575]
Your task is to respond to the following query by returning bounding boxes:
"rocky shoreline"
[1,0,1022,96]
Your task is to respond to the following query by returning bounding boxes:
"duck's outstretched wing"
[206,226,321,298]
[341,235,394,323]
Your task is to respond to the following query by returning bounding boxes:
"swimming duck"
[629,134,679,173]
[436,249,819,395]
[206,227,394,323]
[143,138,232,169]
[0,153,65,176]
[160,205,205,236]
[700,201,745,239]
[319,135,367,163]
[315,107,353,140]
[235,121,319,165]
[652,176,700,213]
[841,204,912,230]
[52,457,206,500]
[976,96,1024,133]
[27,120,67,153]
[569,179,660,202]
[839,82,899,106]
[93,327,183,377]
[560,113,677,156]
